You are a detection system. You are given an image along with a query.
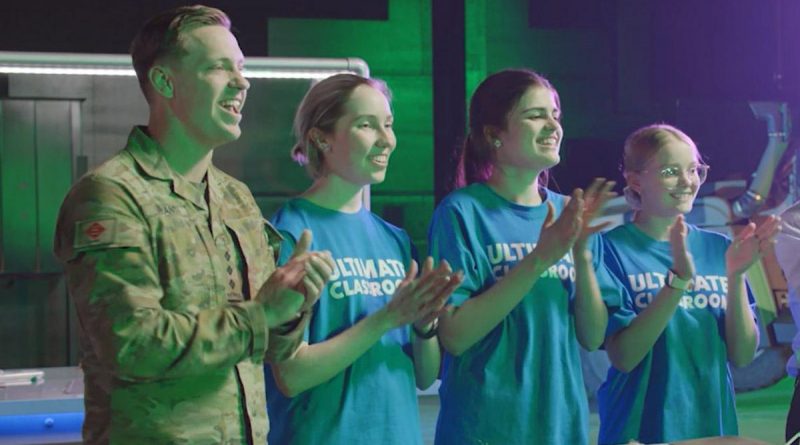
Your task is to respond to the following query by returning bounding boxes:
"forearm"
[439,254,546,356]
[412,331,441,389]
[606,285,683,372]
[73,262,267,381]
[725,273,759,367]
[93,304,267,380]
[269,309,393,397]
[265,311,310,363]
[572,249,608,351]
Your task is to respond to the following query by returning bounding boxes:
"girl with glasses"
[597,123,781,444]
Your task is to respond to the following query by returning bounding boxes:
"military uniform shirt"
[53,127,305,445]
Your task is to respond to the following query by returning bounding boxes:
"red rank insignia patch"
[85,222,106,240]
[74,218,116,248]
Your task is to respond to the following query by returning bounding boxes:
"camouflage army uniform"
[54,127,305,444]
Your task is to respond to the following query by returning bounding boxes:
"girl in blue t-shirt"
[597,124,781,444]
[264,74,462,445]
[428,69,620,444]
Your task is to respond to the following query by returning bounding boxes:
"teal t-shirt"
[428,183,621,445]
[265,198,422,445]
[597,223,747,444]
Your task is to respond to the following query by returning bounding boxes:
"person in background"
[597,123,780,444]
[774,199,800,444]
[53,5,333,444]
[265,73,462,445]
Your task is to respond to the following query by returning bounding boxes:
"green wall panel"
[1,101,37,273]
[266,0,435,243]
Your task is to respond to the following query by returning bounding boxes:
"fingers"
[421,256,435,275]
[568,189,585,238]
[599,179,617,198]
[575,179,617,241]
[431,270,463,306]
[584,178,605,198]
[754,216,781,239]
[561,189,585,226]
[590,179,618,210]
[273,258,307,287]
[319,251,336,275]
[287,246,334,310]
[300,277,319,304]
[669,215,695,279]
[569,188,585,215]
[584,178,616,206]
[668,215,690,263]
[403,260,461,308]
[585,220,613,236]
[301,253,334,296]
[542,201,556,228]
[290,229,313,259]
[669,215,688,240]
[415,270,464,325]
[418,268,462,310]
[413,259,453,296]
[399,259,419,288]
[754,216,781,251]
[733,222,757,247]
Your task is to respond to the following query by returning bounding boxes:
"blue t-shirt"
[428,183,622,445]
[597,222,749,445]
[264,198,422,445]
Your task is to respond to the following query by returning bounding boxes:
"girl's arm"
[723,217,780,366]
[605,215,695,372]
[270,259,459,396]
[439,192,585,356]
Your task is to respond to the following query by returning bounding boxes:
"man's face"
[166,25,249,149]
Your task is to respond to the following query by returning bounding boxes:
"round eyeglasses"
[646,164,710,188]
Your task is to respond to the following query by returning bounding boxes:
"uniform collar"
[125,126,216,210]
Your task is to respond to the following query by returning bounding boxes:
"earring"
[316,140,329,151]
[493,140,502,149]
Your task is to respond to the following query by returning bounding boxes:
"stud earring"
[493,140,502,148]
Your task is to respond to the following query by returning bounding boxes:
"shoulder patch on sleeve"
[73,217,145,252]
[74,219,118,249]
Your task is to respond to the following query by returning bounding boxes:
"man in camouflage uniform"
[53,5,333,444]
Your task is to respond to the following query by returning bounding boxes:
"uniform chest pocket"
[152,208,220,309]
[226,217,278,299]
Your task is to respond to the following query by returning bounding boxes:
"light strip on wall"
[0,66,136,76]
[0,66,352,79]
[0,52,369,80]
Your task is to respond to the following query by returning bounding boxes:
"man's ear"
[148,66,174,99]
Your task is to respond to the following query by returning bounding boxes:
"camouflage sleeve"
[265,310,310,363]
[260,221,308,363]
[54,176,269,381]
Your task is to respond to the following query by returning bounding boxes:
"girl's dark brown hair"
[456,68,560,188]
